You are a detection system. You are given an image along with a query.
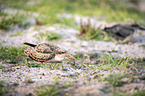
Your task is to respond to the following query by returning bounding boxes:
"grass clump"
[25,76,34,83]
[10,31,22,37]
[0,81,9,95]
[78,19,113,41]
[27,61,41,67]
[58,17,76,27]
[103,73,129,86]
[37,14,62,26]
[112,90,130,96]
[36,85,66,96]
[0,46,26,63]
[97,55,131,71]
[34,31,62,41]
[46,32,62,41]
[0,10,28,30]
[132,90,145,96]
[45,64,60,70]
[38,15,76,27]
[97,55,145,87]
[54,77,61,84]
[112,89,145,96]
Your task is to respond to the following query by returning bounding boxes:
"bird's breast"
[53,54,66,61]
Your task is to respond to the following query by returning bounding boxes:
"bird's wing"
[29,50,55,62]
[116,26,134,38]
[35,43,54,54]
[46,43,67,54]
[45,43,60,51]
[104,25,134,38]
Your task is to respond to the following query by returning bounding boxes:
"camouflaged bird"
[24,42,75,67]
[103,24,145,43]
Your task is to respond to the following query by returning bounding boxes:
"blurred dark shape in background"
[103,24,145,43]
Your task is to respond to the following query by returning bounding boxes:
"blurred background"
[0,0,145,96]
[0,0,145,30]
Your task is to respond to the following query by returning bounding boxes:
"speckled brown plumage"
[23,42,75,67]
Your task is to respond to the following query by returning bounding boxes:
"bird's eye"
[58,51,66,54]
[61,51,65,54]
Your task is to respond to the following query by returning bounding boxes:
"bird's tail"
[23,42,37,47]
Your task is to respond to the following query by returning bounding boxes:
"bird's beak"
[65,53,76,60]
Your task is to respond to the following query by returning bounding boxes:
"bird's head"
[55,49,76,61]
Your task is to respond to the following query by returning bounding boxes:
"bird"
[103,24,145,43]
[23,42,76,67]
